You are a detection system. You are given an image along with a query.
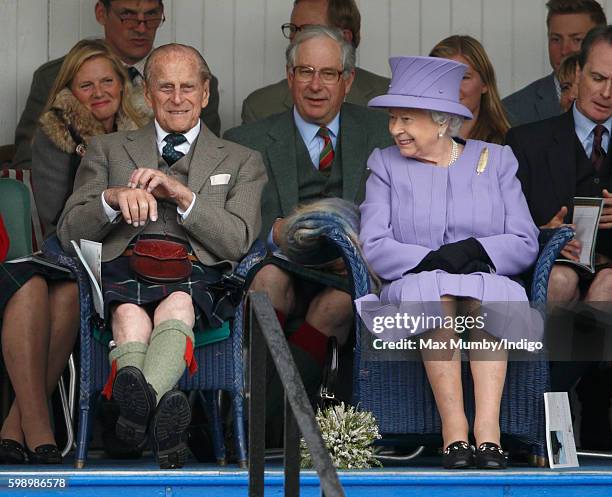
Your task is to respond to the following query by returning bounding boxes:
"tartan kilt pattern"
[101,255,237,336]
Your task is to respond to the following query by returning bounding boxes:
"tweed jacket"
[502,73,563,127]
[224,102,393,238]
[31,89,140,237]
[240,66,390,124]
[57,121,267,269]
[13,55,222,170]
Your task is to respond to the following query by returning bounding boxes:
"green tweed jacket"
[224,102,394,239]
[240,66,390,124]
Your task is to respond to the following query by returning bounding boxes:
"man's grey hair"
[285,25,356,75]
[430,111,464,137]
[144,43,211,85]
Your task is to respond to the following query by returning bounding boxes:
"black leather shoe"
[112,366,156,447]
[100,398,145,459]
[0,439,27,464]
[442,441,474,469]
[151,390,191,469]
[26,444,62,465]
[475,442,507,469]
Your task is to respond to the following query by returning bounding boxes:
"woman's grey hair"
[430,111,464,137]
[285,25,356,76]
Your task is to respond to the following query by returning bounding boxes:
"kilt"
[101,254,237,344]
[0,261,73,317]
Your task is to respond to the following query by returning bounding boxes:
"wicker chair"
[43,235,267,468]
[283,213,574,463]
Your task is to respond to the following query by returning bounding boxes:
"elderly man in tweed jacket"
[58,44,266,469]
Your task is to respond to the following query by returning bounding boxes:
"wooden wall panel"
[233,0,266,130]
[421,0,451,59]
[389,0,421,61]
[483,0,514,97]
[48,0,81,59]
[16,0,49,130]
[0,0,18,145]
[203,0,235,131]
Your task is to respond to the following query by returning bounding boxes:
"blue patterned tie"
[162,133,187,165]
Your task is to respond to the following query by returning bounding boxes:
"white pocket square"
[210,174,231,185]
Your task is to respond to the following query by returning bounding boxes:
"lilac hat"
[368,56,473,119]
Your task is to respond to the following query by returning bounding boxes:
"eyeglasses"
[110,9,165,29]
[281,22,316,39]
[291,65,345,84]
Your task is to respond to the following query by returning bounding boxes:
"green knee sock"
[109,341,148,371]
[142,319,194,403]
[104,341,148,399]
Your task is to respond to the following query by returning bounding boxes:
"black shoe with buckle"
[442,441,474,469]
[475,442,507,469]
[26,444,62,465]
[151,390,191,469]
[112,366,156,447]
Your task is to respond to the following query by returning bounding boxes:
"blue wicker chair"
[282,215,574,462]
[43,235,266,468]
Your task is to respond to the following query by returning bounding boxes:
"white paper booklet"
[556,197,604,273]
[544,392,579,468]
[71,239,104,319]
[6,251,71,273]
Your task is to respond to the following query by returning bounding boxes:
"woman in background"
[0,39,144,464]
[430,35,510,144]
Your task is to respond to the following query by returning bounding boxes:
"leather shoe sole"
[112,366,156,447]
[151,390,191,469]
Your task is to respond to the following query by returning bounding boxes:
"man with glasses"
[225,26,391,425]
[240,0,389,124]
[13,0,222,173]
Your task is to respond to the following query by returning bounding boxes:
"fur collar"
[38,88,140,154]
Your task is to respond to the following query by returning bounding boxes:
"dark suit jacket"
[240,66,390,124]
[224,102,393,238]
[13,55,222,170]
[506,110,611,228]
[502,73,562,127]
[57,122,267,268]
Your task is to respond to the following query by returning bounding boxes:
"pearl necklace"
[448,139,460,166]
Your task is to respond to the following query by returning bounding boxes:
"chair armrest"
[531,226,575,310]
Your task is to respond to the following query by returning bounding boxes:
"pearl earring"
[438,129,444,138]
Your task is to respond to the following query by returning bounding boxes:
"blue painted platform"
[1,455,611,496]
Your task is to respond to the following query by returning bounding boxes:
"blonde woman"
[0,39,145,464]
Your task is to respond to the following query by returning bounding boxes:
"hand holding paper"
[599,189,612,229]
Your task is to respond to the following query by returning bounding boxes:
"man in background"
[503,0,605,126]
[240,0,389,123]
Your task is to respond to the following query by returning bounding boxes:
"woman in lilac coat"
[358,57,540,470]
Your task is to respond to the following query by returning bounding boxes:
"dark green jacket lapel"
[339,104,368,202]
[266,112,299,216]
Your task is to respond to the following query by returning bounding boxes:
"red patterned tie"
[591,124,607,172]
[317,127,334,174]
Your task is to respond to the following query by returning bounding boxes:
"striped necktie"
[317,126,334,174]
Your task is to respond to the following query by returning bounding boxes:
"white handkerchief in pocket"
[210,173,231,186]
